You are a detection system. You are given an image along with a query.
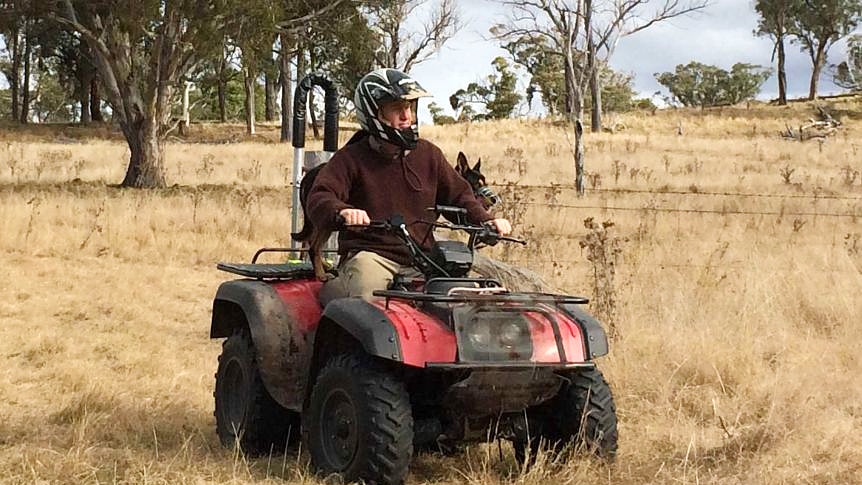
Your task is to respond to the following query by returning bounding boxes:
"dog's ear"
[473,158,481,173]
[457,152,469,173]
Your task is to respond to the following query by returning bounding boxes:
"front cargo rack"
[372,289,590,305]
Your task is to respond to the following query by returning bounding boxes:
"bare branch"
[278,0,348,34]
[402,0,461,71]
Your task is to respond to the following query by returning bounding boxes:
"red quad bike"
[210,207,618,485]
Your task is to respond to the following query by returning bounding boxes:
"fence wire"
[516,201,862,219]
[491,183,862,201]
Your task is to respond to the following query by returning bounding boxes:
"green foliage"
[791,0,862,54]
[754,0,802,39]
[655,62,772,108]
[188,72,264,121]
[503,34,565,114]
[834,34,862,91]
[305,4,378,99]
[449,57,521,120]
[32,69,75,122]
[632,97,658,112]
[0,88,9,116]
[428,102,456,125]
[505,35,636,115]
[586,67,637,113]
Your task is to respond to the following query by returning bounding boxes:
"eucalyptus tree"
[277,0,350,142]
[449,56,521,120]
[0,1,22,121]
[369,0,461,72]
[0,0,43,122]
[755,0,802,105]
[46,1,231,187]
[47,0,343,188]
[228,0,281,135]
[494,0,708,194]
[834,34,862,91]
[791,0,862,100]
[494,0,709,130]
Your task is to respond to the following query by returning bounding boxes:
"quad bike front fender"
[211,280,318,412]
[320,298,403,361]
[560,304,609,359]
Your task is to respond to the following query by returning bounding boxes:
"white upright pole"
[291,146,304,250]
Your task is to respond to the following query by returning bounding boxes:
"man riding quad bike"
[210,207,618,485]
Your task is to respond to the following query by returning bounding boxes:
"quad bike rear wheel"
[214,331,300,454]
[513,367,618,464]
[305,353,413,485]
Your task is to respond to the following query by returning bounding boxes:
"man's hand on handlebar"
[486,218,512,236]
[339,208,370,226]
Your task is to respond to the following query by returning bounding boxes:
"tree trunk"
[90,76,104,122]
[809,42,828,100]
[244,68,256,135]
[265,70,277,122]
[20,27,32,124]
[562,12,579,123]
[217,78,227,122]
[564,48,576,120]
[79,69,93,123]
[10,27,20,122]
[280,32,293,143]
[120,118,167,188]
[589,49,601,132]
[590,73,602,132]
[218,49,228,122]
[574,109,585,197]
[777,36,787,106]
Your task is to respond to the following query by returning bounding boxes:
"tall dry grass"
[1,99,861,484]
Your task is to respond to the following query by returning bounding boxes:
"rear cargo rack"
[216,247,338,280]
[216,261,317,280]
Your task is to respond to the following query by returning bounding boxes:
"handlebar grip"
[430,205,467,215]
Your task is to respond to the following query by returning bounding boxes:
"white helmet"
[354,68,431,149]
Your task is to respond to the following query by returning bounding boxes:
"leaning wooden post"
[575,119,585,196]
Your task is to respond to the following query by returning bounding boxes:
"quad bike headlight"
[466,320,492,349]
[455,307,533,362]
[498,321,528,348]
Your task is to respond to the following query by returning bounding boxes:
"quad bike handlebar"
[342,214,526,247]
[339,208,526,279]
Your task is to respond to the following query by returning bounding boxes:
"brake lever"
[478,222,526,246]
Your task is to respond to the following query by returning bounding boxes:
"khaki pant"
[319,251,421,306]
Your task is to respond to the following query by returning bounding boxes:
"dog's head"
[456,152,502,209]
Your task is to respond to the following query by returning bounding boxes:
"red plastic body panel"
[267,279,588,367]
[370,300,457,366]
[271,279,323,334]
[527,306,587,363]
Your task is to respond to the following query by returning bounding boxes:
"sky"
[1,0,857,122]
[409,0,856,123]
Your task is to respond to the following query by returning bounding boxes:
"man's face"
[378,100,414,129]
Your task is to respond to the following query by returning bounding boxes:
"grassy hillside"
[1,98,860,484]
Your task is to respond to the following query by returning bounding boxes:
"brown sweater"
[306,135,493,265]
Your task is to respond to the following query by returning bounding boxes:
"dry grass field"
[1,98,861,484]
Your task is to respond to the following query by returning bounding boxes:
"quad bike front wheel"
[214,331,300,455]
[513,367,618,463]
[305,353,413,485]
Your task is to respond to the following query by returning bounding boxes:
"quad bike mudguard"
[212,278,438,411]
[211,279,321,412]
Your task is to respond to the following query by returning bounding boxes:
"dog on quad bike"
[291,151,500,282]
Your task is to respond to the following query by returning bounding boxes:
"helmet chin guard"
[355,69,431,150]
